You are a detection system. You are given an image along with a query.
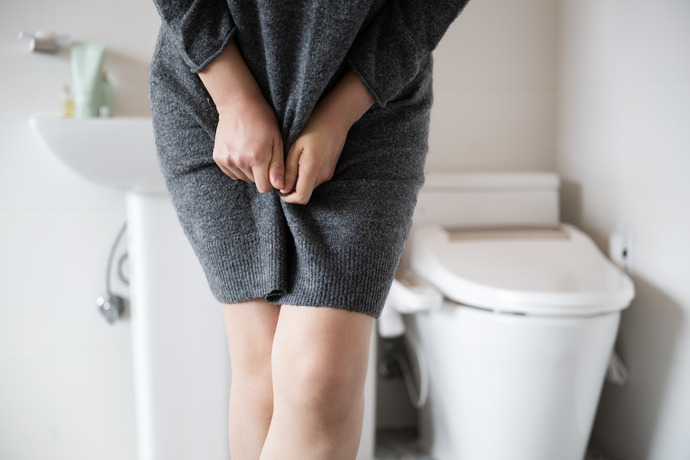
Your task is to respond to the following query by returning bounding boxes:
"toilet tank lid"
[423,172,560,190]
[409,224,635,316]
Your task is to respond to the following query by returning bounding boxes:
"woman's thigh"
[220,299,281,372]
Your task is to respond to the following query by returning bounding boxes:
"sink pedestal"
[126,192,231,460]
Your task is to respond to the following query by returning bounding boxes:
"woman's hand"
[281,69,375,204]
[198,41,284,192]
[280,109,348,204]
[214,94,284,193]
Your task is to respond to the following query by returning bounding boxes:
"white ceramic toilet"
[380,172,634,460]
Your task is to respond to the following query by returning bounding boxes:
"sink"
[29,116,166,193]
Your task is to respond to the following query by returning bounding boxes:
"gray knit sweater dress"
[149,0,469,318]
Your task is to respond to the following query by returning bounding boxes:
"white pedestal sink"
[30,116,231,460]
[28,116,377,460]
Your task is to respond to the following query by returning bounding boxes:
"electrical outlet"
[609,224,635,273]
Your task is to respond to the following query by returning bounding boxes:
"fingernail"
[280,174,297,196]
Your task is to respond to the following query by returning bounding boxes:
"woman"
[149,1,469,458]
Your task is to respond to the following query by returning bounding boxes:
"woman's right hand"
[198,41,284,193]
[214,94,284,193]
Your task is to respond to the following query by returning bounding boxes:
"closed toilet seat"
[409,223,635,316]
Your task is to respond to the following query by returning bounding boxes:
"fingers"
[281,145,319,205]
[214,143,276,193]
[216,147,281,195]
[251,158,272,194]
[283,172,318,205]
[215,159,251,183]
[269,138,285,191]
[281,145,300,196]
[250,139,286,193]
[216,162,238,180]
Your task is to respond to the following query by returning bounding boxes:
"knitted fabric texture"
[149,0,469,317]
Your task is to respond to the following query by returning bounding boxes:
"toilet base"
[406,302,620,460]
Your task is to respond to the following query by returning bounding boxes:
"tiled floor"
[375,428,623,460]
[376,428,430,460]
[585,446,624,460]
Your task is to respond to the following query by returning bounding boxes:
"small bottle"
[60,84,74,118]
[99,71,114,118]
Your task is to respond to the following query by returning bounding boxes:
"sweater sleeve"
[152,0,237,73]
[347,0,470,107]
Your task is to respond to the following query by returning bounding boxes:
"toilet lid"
[409,224,635,316]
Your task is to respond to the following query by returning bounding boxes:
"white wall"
[428,0,558,172]
[0,1,159,458]
[558,1,690,459]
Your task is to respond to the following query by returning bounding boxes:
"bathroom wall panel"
[430,86,557,171]
[55,349,136,460]
[0,212,60,351]
[0,352,58,460]
[428,0,558,173]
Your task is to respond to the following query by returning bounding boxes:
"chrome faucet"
[18,30,70,54]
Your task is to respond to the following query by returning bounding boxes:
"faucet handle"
[18,30,71,54]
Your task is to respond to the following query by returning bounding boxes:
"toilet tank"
[413,172,560,229]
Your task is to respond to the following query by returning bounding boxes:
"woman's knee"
[270,305,374,427]
[273,349,366,426]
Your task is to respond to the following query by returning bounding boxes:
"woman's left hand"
[280,69,375,205]
[280,109,349,205]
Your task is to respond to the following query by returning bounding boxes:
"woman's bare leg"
[260,305,375,460]
[220,299,280,459]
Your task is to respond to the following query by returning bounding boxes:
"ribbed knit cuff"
[199,227,286,304]
[268,240,402,318]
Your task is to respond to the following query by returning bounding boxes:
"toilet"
[380,172,635,460]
